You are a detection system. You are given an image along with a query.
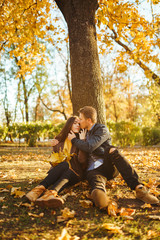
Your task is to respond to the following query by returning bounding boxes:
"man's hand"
[51,139,59,147]
[79,129,87,140]
[68,131,76,141]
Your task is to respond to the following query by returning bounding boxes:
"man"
[68,106,159,209]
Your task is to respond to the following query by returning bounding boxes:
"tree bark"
[55,0,105,123]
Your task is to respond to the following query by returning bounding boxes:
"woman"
[26,116,87,208]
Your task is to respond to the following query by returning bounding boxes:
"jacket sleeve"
[71,124,111,153]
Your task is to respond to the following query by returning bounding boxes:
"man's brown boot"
[136,185,159,204]
[91,189,110,209]
[26,185,46,202]
[35,190,64,208]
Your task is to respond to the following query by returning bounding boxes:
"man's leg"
[86,169,111,209]
[105,147,159,204]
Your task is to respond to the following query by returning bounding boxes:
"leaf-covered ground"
[0,146,160,240]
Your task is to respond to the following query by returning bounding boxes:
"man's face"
[79,113,89,129]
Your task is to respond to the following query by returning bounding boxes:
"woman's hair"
[55,116,79,142]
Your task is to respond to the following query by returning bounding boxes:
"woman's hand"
[79,129,87,140]
[51,139,59,147]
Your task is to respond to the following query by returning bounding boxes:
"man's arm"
[71,125,111,153]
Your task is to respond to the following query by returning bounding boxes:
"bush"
[107,121,142,147]
[142,127,160,146]
[0,121,65,147]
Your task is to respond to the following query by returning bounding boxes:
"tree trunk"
[55,0,105,123]
[21,76,29,122]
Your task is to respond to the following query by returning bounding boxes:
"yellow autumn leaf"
[79,200,93,208]
[28,212,44,218]
[58,228,80,240]
[61,208,76,219]
[47,150,76,168]
[0,197,5,202]
[13,190,26,198]
[0,188,9,193]
[10,187,21,195]
[107,201,118,217]
[119,207,136,216]
[101,223,123,234]
[141,203,152,209]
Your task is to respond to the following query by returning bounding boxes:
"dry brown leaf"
[6,184,13,189]
[79,200,93,208]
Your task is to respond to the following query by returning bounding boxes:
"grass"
[0,146,160,240]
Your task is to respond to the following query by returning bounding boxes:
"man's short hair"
[79,106,97,123]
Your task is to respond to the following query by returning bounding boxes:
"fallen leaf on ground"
[141,203,152,209]
[100,223,123,234]
[61,208,75,219]
[58,228,80,240]
[57,216,68,223]
[79,200,93,208]
[0,188,9,193]
[21,202,34,208]
[108,201,118,217]
[13,190,26,198]
[119,207,136,217]
[28,212,44,218]
[147,230,160,238]
[148,215,160,220]
[2,205,8,209]
[10,187,21,195]
[0,197,5,202]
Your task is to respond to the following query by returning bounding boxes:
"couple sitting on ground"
[26,106,159,211]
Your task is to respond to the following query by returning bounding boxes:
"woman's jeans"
[40,161,80,193]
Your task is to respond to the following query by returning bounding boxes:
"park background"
[0,0,160,239]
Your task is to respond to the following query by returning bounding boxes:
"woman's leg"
[26,161,69,202]
[51,169,80,193]
[40,161,69,189]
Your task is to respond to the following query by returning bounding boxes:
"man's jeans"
[86,146,140,192]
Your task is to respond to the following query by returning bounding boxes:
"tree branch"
[111,29,160,85]
[39,94,67,120]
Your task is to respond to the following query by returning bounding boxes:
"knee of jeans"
[61,161,69,169]
[109,148,116,154]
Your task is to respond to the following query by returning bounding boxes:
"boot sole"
[35,198,64,208]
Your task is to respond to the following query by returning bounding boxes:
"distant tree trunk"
[55,0,105,123]
[21,76,29,122]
